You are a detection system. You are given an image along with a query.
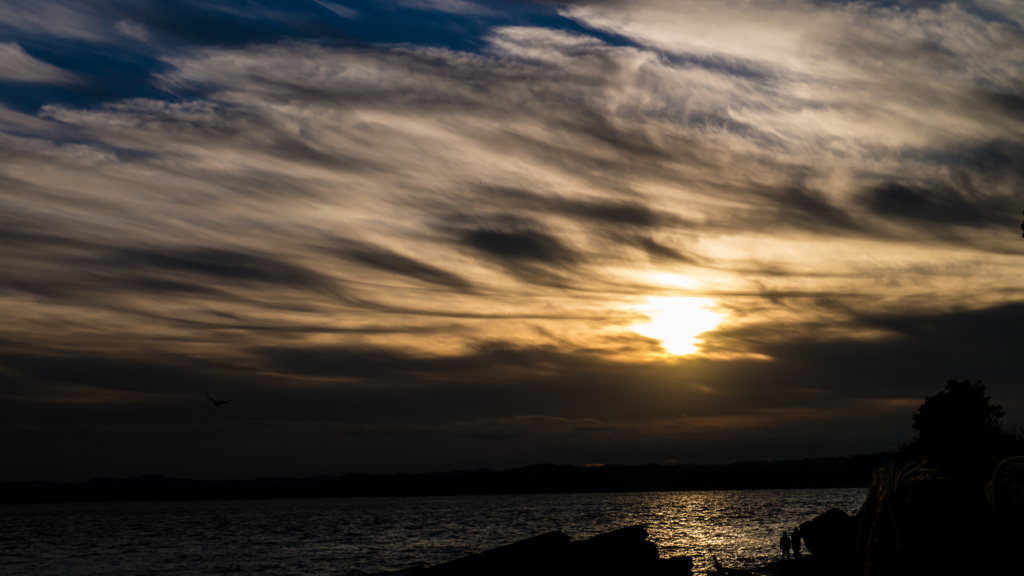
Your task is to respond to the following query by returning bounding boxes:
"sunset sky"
[2,0,1023,482]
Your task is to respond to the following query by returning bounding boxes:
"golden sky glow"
[1,0,1023,480]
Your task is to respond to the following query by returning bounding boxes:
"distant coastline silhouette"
[0,454,887,504]
[205,392,231,408]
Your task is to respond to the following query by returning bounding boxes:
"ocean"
[1,488,866,575]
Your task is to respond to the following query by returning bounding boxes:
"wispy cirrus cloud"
[397,0,500,16]
[4,17,1022,357]
[0,0,105,40]
[114,19,152,42]
[0,42,76,82]
[2,1,1023,480]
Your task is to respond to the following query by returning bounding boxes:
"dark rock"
[799,508,856,566]
[711,555,755,575]
[985,455,1024,573]
[418,525,692,576]
[751,555,832,576]
[662,555,695,573]
[854,460,1003,576]
[986,455,1024,518]
[571,524,660,568]
[417,530,570,576]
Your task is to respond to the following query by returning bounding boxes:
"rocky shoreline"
[399,522,828,576]
[405,453,1024,576]
[411,381,1024,575]
[403,525,691,576]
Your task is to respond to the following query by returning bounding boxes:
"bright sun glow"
[632,297,723,356]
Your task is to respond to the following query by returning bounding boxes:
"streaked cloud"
[313,0,360,19]
[114,19,152,42]
[0,1,104,40]
[397,0,501,16]
[0,42,76,82]
[1,0,1022,479]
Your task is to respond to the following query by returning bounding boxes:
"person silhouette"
[780,530,792,560]
[791,527,802,558]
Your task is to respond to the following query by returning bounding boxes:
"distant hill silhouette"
[1,454,889,504]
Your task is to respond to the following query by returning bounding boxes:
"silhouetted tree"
[912,379,1004,447]
[900,379,1013,478]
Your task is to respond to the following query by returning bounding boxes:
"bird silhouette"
[205,392,232,407]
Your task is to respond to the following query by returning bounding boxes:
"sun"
[632,297,723,355]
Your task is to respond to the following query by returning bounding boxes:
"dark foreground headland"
[411,380,1024,576]
[1,453,887,504]
[410,452,1024,576]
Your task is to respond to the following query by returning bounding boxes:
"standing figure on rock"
[791,527,802,558]
[780,530,792,560]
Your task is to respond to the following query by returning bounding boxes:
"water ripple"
[0,489,865,575]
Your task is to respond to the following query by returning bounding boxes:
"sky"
[1,0,1023,482]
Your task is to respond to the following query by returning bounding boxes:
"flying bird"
[205,392,232,408]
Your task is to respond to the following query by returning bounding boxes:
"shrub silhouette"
[904,379,1005,468]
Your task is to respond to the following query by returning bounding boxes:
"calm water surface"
[1,488,866,575]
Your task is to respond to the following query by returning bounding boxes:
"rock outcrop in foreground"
[770,455,1024,576]
[413,525,692,576]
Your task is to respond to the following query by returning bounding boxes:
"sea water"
[1,488,866,575]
